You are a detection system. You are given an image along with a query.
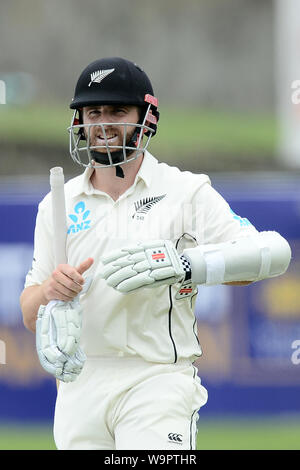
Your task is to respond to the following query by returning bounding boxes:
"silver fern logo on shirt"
[132,194,166,220]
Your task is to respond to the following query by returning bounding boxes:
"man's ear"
[77,108,86,140]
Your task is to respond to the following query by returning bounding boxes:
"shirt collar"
[135,150,158,188]
[71,150,158,197]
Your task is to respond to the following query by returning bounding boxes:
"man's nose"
[95,122,113,136]
[97,109,114,123]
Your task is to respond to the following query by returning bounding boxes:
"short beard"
[90,147,136,165]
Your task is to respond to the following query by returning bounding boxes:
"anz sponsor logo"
[67,201,91,234]
[230,208,252,227]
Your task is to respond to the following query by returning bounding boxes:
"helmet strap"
[115,165,124,178]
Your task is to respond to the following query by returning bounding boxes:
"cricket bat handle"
[50,167,68,266]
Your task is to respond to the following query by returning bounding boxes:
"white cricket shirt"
[25,151,257,363]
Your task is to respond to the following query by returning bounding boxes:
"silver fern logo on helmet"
[88,68,115,87]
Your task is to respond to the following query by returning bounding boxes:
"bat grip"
[50,166,64,188]
[50,167,68,266]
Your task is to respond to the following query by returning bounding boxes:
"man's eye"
[89,110,100,116]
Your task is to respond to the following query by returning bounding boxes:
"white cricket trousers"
[53,356,208,450]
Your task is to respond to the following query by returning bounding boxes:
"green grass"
[0,105,73,145]
[0,104,278,157]
[0,416,299,450]
[197,416,300,450]
[0,424,56,450]
[153,108,277,156]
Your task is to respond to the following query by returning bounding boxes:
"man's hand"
[41,257,94,303]
[99,240,187,293]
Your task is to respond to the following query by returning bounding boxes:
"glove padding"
[35,277,93,382]
[99,240,185,293]
[36,299,86,382]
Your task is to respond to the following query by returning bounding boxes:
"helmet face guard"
[68,57,159,171]
[68,97,157,169]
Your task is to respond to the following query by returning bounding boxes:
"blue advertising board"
[0,174,299,422]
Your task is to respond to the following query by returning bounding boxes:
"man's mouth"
[96,133,118,144]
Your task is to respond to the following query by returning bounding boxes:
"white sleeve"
[24,200,55,288]
[193,182,259,245]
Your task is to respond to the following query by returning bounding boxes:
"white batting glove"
[35,276,93,382]
[99,240,192,293]
[36,299,86,382]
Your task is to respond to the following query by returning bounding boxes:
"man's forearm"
[183,231,291,285]
[20,284,48,333]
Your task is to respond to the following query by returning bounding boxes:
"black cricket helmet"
[68,57,159,176]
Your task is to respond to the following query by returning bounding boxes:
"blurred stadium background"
[0,0,300,450]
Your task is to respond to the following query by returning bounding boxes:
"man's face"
[82,105,140,153]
